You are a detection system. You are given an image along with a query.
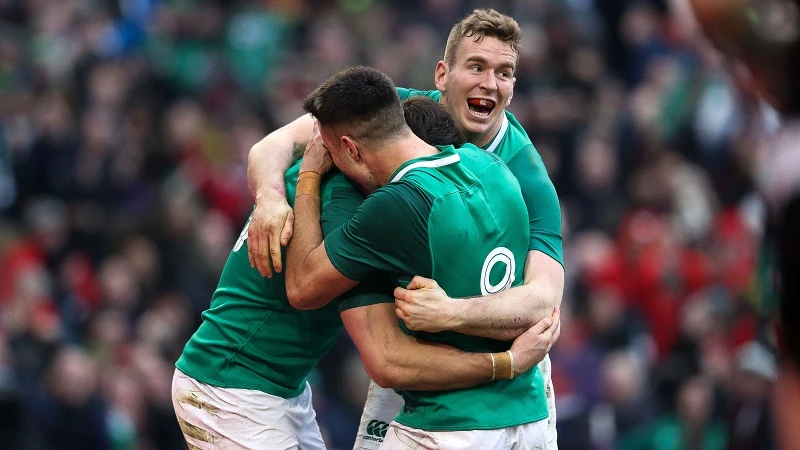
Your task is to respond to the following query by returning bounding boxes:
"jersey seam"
[412,160,506,289]
[224,309,275,386]
[427,159,506,225]
[409,159,506,201]
[390,153,461,183]
[324,239,365,281]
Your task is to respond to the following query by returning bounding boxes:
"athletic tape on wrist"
[296,171,321,197]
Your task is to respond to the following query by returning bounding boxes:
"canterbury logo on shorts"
[363,420,389,441]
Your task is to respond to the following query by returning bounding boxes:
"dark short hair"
[403,97,465,147]
[303,66,406,143]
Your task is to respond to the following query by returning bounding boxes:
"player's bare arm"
[396,250,564,341]
[285,124,360,310]
[341,302,560,390]
[246,113,315,278]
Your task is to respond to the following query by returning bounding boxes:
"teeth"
[469,106,490,117]
[479,100,492,107]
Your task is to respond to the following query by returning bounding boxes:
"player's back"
[388,144,548,431]
[176,162,351,399]
[393,144,527,350]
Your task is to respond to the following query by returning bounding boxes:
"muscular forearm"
[286,127,359,309]
[285,191,325,308]
[247,114,314,200]
[451,284,554,340]
[342,303,494,390]
[383,338,493,390]
[451,251,564,341]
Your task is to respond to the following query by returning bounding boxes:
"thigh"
[172,369,225,449]
[380,422,439,450]
[171,369,316,450]
[354,380,404,450]
[538,354,558,448]
[294,383,327,450]
[381,422,511,450]
[513,418,550,450]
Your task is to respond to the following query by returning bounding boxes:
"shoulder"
[456,142,504,164]
[396,87,440,102]
[451,143,509,182]
[503,111,531,144]
[368,179,432,210]
[320,173,365,233]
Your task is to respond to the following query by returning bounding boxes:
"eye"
[470,65,482,72]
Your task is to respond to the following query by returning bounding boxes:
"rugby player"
[246,9,564,448]
[171,96,558,449]
[286,65,551,448]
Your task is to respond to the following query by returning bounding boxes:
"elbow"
[247,137,267,163]
[369,364,402,389]
[542,295,558,316]
[286,277,315,310]
[370,371,394,389]
[524,281,562,321]
[544,284,563,313]
[362,355,403,389]
[529,296,558,326]
[287,294,315,311]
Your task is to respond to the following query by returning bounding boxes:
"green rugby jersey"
[397,87,564,267]
[176,161,391,398]
[324,144,549,431]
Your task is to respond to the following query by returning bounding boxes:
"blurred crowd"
[0,0,782,449]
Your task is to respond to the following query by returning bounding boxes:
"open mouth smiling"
[467,98,496,118]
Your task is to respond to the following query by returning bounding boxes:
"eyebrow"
[465,56,516,71]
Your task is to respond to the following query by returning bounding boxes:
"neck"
[366,132,440,186]
[466,117,503,148]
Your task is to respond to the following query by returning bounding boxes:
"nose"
[479,71,498,92]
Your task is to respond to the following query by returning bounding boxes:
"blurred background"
[0,0,783,449]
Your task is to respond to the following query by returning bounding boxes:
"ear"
[507,77,516,107]
[341,136,361,162]
[434,61,448,92]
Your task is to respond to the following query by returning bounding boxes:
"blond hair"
[443,9,522,67]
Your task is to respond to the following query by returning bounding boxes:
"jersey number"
[480,247,516,296]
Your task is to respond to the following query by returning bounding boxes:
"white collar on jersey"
[484,114,508,154]
[390,153,461,183]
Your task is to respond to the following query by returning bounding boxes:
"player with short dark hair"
[402,97,466,148]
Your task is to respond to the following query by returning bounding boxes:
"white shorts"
[381,418,551,450]
[353,381,405,449]
[541,354,558,448]
[171,369,326,450]
[353,356,557,450]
